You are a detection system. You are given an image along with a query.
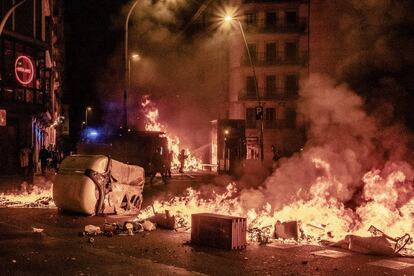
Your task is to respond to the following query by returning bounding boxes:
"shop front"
[0,34,53,176]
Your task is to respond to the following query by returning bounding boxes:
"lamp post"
[124,0,139,130]
[85,106,92,126]
[128,53,141,90]
[224,15,264,162]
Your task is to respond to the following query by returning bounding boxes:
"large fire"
[141,95,202,171]
[138,158,414,253]
[2,77,414,256]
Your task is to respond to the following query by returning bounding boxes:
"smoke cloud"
[253,74,413,211]
[96,0,228,153]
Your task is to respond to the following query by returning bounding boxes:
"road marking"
[368,259,414,270]
[311,249,351,258]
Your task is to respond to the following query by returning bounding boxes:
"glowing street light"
[222,13,264,161]
[128,52,141,89]
[85,106,92,126]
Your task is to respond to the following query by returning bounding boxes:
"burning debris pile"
[141,95,202,171]
[136,75,414,255]
[0,181,54,208]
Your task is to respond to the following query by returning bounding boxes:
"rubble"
[84,225,101,235]
[142,220,156,231]
[148,210,175,230]
[274,220,299,241]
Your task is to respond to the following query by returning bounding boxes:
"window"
[265,75,276,97]
[285,108,297,128]
[247,43,257,63]
[265,108,276,128]
[266,108,276,121]
[265,11,277,28]
[246,76,256,99]
[265,43,276,64]
[285,42,297,61]
[246,108,256,129]
[245,12,257,26]
[286,74,298,96]
[285,11,297,25]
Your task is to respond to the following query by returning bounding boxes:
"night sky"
[63,1,414,150]
[63,0,222,151]
[63,0,128,141]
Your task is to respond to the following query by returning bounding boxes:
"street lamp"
[124,0,139,130]
[85,106,92,126]
[223,15,264,162]
[128,53,141,89]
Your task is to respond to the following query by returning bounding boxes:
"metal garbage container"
[53,155,144,215]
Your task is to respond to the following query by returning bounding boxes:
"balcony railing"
[241,51,308,67]
[246,119,294,129]
[243,18,308,33]
[239,88,299,101]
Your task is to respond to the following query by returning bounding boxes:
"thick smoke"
[334,0,414,128]
[244,74,413,211]
[239,0,414,210]
[97,0,228,153]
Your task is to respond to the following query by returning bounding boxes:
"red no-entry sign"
[15,55,34,85]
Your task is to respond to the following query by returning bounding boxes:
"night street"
[1,175,414,276]
[1,0,414,275]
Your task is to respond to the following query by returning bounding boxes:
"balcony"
[241,51,308,67]
[246,119,293,129]
[243,18,308,34]
[239,88,298,101]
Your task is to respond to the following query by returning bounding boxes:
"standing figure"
[178,149,188,173]
[39,146,50,175]
[164,150,173,178]
[19,145,31,178]
[149,147,167,185]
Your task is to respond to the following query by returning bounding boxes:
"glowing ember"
[141,95,202,171]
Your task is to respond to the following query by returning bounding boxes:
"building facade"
[226,0,308,166]
[0,0,64,176]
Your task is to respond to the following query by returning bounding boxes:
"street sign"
[255,106,263,120]
[15,55,34,85]
[0,109,6,126]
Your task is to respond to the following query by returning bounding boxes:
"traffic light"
[255,106,263,120]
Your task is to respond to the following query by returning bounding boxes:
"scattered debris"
[148,210,175,230]
[142,220,156,231]
[32,227,44,233]
[329,226,412,256]
[84,225,101,236]
[274,220,299,241]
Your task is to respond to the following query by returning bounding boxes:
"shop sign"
[15,55,34,85]
[0,109,6,126]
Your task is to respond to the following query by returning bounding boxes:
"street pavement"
[1,173,414,275]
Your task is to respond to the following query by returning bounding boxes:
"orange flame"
[140,96,202,171]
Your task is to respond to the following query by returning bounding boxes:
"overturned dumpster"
[53,155,144,215]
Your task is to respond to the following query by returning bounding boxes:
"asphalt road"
[0,173,414,275]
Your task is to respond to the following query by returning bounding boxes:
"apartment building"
[225,0,308,165]
[0,0,64,176]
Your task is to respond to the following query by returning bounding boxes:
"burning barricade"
[53,155,144,215]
